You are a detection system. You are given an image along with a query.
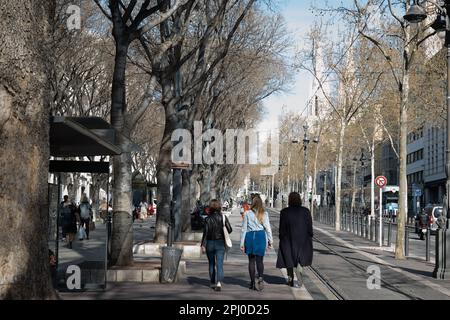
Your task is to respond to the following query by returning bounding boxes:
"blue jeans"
[206,240,225,284]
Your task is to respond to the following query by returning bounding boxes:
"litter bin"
[160,246,183,283]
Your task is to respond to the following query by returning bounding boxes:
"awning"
[50,116,122,157]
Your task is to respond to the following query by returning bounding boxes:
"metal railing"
[314,206,434,262]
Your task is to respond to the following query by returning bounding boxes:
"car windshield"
[434,208,443,218]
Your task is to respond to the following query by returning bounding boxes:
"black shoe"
[249,281,256,290]
[287,276,294,287]
[69,242,73,249]
[256,277,264,291]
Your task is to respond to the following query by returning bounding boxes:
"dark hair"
[288,192,302,207]
[209,199,222,213]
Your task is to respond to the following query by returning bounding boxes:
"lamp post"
[293,124,319,209]
[404,0,450,279]
[303,124,310,208]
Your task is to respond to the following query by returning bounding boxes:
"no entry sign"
[375,175,387,188]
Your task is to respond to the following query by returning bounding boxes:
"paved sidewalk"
[59,207,312,300]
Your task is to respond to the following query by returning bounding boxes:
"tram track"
[313,236,424,300]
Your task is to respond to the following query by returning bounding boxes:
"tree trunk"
[311,141,320,219]
[109,32,133,265]
[0,0,56,299]
[181,170,191,232]
[210,166,218,199]
[200,167,210,204]
[335,119,346,231]
[154,122,174,243]
[110,133,134,266]
[395,73,409,260]
[190,169,199,209]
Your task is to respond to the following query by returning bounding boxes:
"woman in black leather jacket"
[201,199,232,291]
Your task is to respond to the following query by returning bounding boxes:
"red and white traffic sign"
[375,175,387,188]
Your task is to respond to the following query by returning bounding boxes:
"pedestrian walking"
[78,195,93,240]
[240,196,273,291]
[59,195,78,249]
[139,199,148,220]
[276,192,313,287]
[201,199,232,292]
[240,201,250,220]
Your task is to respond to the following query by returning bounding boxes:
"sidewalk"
[59,208,312,300]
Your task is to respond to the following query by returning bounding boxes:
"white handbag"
[222,214,232,250]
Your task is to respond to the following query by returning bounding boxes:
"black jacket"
[276,205,313,268]
[201,211,232,247]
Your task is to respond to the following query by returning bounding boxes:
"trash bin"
[160,246,183,283]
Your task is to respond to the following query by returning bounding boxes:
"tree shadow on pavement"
[263,274,287,285]
[186,276,211,287]
[397,266,433,278]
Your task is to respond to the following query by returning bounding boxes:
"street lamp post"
[404,0,450,279]
[303,124,310,208]
[293,123,319,209]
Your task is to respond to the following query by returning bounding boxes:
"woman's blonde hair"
[251,196,265,224]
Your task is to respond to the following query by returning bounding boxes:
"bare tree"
[300,24,383,231]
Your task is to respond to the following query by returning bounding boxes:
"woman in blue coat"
[276,192,313,287]
[240,196,273,291]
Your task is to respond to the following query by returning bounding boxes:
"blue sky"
[259,0,318,131]
[259,0,355,132]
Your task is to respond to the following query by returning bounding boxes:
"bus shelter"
[48,116,122,291]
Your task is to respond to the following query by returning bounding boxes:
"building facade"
[406,124,446,210]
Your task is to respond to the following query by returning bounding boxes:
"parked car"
[425,205,443,233]
[415,205,443,238]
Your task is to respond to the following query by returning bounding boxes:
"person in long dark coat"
[276,192,313,287]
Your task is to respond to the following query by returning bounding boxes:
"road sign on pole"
[375,176,387,188]
[375,176,387,247]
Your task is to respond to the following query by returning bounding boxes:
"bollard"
[356,215,359,235]
[360,215,363,237]
[356,215,359,236]
[357,215,361,237]
[375,218,378,243]
[352,215,355,234]
[381,218,385,245]
[426,227,430,262]
[371,217,375,242]
[405,226,409,257]
[362,216,366,238]
[365,216,369,239]
[387,219,392,247]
